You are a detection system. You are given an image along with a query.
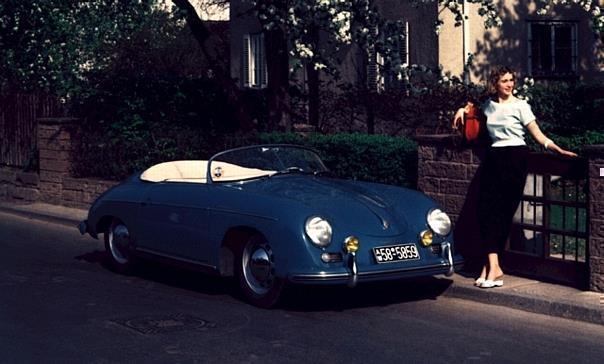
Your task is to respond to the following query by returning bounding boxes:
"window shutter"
[527,24,533,75]
[260,33,268,88]
[367,25,379,91]
[571,24,577,72]
[399,22,409,66]
[242,34,251,87]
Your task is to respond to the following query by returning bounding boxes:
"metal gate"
[0,93,61,168]
[503,152,588,288]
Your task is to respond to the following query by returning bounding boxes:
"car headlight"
[427,208,451,236]
[305,216,332,247]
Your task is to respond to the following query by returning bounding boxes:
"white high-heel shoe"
[479,276,504,288]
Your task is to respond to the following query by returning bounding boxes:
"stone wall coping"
[414,133,491,149]
[38,117,81,125]
[582,144,604,157]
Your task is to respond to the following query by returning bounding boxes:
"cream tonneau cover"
[140,160,275,183]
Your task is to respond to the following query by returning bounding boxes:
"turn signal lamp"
[420,229,434,247]
[344,236,360,253]
[321,252,343,263]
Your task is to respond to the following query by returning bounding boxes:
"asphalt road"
[1,212,603,363]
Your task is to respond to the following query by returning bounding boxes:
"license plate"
[373,244,420,264]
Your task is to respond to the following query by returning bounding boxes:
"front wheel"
[236,235,284,308]
[104,218,134,274]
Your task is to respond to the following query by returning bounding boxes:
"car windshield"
[208,145,328,183]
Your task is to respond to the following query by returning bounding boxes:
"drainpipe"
[462,0,470,84]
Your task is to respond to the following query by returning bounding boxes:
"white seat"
[140,160,208,183]
[140,160,276,183]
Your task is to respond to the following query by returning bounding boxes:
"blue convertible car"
[80,144,463,307]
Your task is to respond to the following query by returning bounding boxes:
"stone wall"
[1,118,117,210]
[0,167,40,202]
[585,145,604,292]
[416,135,487,268]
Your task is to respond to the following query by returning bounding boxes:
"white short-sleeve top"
[482,99,536,147]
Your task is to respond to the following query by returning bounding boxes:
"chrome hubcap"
[243,241,274,295]
[109,224,130,265]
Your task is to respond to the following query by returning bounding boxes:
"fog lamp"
[344,236,360,253]
[420,229,434,247]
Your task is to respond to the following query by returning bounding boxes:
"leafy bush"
[550,130,604,152]
[527,81,604,134]
[73,130,418,188]
[317,75,486,135]
[258,132,417,187]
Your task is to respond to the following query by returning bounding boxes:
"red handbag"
[463,103,486,143]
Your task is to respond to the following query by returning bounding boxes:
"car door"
[136,182,212,265]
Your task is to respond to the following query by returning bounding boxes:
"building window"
[367,21,409,92]
[242,33,268,88]
[528,21,578,77]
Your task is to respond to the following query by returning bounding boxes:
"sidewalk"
[1,201,602,325]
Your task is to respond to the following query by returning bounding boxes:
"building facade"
[231,1,603,88]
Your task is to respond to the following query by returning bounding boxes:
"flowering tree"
[245,0,603,131]
[3,0,601,131]
[0,0,156,96]
[252,0,602,77]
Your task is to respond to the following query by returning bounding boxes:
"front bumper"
[289,241,464,285]
[289,260,464,284]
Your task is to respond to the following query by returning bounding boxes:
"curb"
[443,279,604,326]
[0,203,82,229]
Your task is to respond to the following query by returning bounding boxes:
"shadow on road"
[76,250,238,296]
[279,277,452,312]
[76,249,453,310]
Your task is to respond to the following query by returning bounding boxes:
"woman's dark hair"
[487,65,516,95]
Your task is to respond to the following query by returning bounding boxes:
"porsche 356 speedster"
[79,144,463,307]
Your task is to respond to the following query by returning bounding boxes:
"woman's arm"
[525,121,578,157]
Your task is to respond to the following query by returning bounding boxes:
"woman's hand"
[549,143,578,157]
[452,108,466,130]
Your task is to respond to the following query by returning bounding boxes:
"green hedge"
[73,130,418,188]
[528,82,604,134]
[524,130,604,153]
[258,132,417,188]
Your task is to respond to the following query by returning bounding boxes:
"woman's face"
[496,72,515,98]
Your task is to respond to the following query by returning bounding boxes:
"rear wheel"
[236,234,284,308]
[104,218,133,274]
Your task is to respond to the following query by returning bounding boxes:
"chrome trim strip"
[135,247,217,270]
[442,241,454,276]
[209,207,279,222]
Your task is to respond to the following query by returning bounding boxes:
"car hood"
[240,176,427,237]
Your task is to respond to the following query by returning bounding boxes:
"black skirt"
[477,145,529,254]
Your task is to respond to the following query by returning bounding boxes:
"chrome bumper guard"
[442,241,454,277]
[347,252,358,288]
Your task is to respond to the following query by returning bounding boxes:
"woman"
[452,66,577,288]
